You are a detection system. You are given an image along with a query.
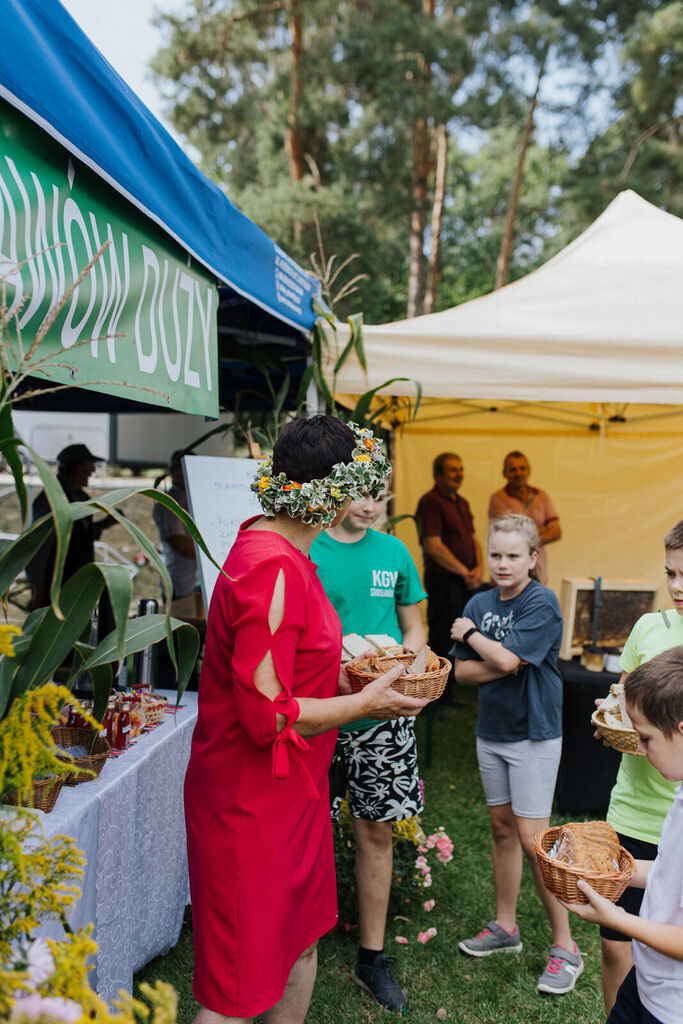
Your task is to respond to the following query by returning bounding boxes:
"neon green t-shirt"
[311,528,426,733]
[606,610,683,844]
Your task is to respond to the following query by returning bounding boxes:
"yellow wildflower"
[353,454,371,462]
[329,487,343,499]
[0,624,20,657]
[258,476,271,494]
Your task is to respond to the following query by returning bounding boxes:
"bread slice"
[342,633,370,661]
[365,633,401,651]
[553,821,621,874]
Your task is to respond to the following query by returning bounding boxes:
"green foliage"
[152,0,680,322]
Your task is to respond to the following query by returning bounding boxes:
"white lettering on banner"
[179,272,199,389]
[195,280,213,391]
[62,196,97,348]
[135,245,160,373]
[162,267,182,381]
[0,151,214,400]
[371,569,398,589]
[106,231,130,361]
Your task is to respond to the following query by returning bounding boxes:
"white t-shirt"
[633,784,683,1023]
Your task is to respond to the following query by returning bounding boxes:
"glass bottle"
[114,700,132,751]
[101,697,116,745]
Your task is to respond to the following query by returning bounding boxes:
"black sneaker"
[353,954,409,1012]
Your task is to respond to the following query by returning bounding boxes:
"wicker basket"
[591,706,642,755]
[4,774,65,812]
[141,698,168,725]
[52,727,111,786]
[534,825,636,903]
[345,654,451,702]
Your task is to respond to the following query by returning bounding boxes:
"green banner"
[0,100,218,417]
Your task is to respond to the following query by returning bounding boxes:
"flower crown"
[251,421,392,526]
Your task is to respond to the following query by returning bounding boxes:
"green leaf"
[351,377,422,425]
[79,614,199,702]
[333,331,357,375]
[312,299,336,326]
[11,563,105,699]
[91,662,114,726]
[348,313,366,372]
[0,429,27,524]
[0,516,57,599]
[97,564,133,668]
[0,654,17,719]
[273,371,291,422]
[314,361,335,415]
[294,363,315,411]
[21,443,75,620]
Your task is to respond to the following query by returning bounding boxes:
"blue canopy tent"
[0,0,318,415]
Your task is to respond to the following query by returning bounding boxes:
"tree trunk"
[406,117,432,318]
[406,0,436,319]
[285,0,306,239]
[424,122,448,315]
[494,57,545,290]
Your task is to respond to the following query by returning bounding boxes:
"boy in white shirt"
[563,646,683,1024]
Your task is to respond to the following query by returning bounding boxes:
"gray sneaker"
[458,920,522,957]
[536,944,584,994]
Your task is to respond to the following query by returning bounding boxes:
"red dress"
[184,517,341,1016]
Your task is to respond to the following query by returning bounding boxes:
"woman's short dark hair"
[272,415,355,483]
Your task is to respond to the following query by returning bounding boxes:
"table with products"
[40,690,198,1005]
[556,659,622,815]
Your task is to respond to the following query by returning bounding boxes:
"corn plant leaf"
[90,661,114,726]
[348,313,366,372]
[0,431,27,524]
[0,516,60,602]
[294,363,315,411]
[97,563,132,668]
[0,653,17,720]
[11,563,105,700]
[351,377,422,425]
[79,614,199,703]
[22,443,75,620]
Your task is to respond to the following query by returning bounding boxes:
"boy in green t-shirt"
[311,480,427,1013]
[600,519,683,1014]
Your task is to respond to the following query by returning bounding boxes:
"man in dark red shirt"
[416,452,483,701]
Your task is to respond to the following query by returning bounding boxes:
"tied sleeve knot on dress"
[272,693,320,800]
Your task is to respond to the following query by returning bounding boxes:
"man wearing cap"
[488,450,561,584]
[26,444,115,610]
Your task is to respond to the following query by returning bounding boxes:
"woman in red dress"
[184,416,427,1024]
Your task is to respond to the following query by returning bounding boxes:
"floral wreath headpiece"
[251,421,392,527]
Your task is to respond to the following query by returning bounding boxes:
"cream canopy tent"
[329,190,683,404]
[326,191,683,607]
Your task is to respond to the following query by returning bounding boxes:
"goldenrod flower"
[353,454,371,462]
[258,476,271,494]
[0,625,20,657]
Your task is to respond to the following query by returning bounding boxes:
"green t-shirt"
[311,528,427,732]
[606,610,683,844]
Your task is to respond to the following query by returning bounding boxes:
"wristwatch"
[462,626,479,644]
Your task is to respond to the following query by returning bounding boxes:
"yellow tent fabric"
[392,401,683,610]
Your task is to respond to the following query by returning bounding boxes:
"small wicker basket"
[52,727,111,786]
[141,698,168,725]
[534,825,636,904]
[345,654,451,703]
[4,774,65,813]
[591,706,642,755]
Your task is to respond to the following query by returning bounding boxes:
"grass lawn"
[135,687,607,1023]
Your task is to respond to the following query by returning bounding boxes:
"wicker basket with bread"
[534,821,636,903]
[343,636,450,702]
[591,682,642,755]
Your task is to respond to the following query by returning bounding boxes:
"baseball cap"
[56,444,104,469]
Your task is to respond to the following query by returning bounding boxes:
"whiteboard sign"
[182,455,261,609]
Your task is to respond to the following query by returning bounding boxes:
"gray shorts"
[331,718,423,823]
[476,736,563,819]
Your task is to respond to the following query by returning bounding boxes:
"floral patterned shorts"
[330,717,423,823]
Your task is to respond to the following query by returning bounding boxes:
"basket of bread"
[591,682,641,755]
[534,821,636,903]
[342,633,450,703]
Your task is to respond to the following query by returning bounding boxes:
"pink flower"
[416,927,437,944]
[10,995,82,1023]
[423,899,435,912]
[395,936,409,944]
[26,939,54,987]
[422,873,433,888]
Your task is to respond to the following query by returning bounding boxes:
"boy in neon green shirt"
[601,521,683,1013]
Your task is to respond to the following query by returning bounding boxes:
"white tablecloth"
[40,691,198,1005]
